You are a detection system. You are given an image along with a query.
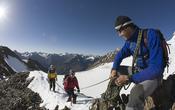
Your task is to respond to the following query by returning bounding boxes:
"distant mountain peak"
[14,51,100,74]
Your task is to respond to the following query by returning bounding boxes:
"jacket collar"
[127,27,140,41]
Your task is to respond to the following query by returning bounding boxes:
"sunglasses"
[116,26,128,33]
[115,21,133,33]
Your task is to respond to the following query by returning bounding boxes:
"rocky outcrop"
[0,49,16,77]
[0,72,46,110]
[26,58,48,72]
[0,46,30,78]
[145,74,175,110]
[89,49,119,69]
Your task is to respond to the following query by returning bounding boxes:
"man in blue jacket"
[110,16,165,110]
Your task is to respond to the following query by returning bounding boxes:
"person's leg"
[68,89,75,103]
[51,79,54,91]
[49,79,52,91]
[72,90,77,104]
[126,79,159,110]
[53,79,56,92]
[66,90,72,102]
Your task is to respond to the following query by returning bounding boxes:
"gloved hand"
[115,75,129,86]
[110,69,117,79]
[77,89,80,93]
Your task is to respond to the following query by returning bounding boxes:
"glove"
[110,69,117,79]
[77,89,80,93]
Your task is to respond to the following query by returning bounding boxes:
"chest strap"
[131,29,143,74]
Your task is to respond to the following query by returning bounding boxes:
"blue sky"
[0,0,175,55]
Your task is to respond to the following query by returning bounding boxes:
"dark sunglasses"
[115,21,133,33]
[116,26,127,33]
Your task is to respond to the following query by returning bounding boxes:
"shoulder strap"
[143,29,148,47]
[131,29,143,74]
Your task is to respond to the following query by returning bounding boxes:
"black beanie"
[115,16,132,27]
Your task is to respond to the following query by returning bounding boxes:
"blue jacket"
[112,28,165,83]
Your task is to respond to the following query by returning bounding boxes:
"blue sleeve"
[112,42,131,70]
[131,29,164,83]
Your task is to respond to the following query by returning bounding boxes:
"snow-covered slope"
[163,33,175,79]
[27,34,175,110]
[28,71,67,109]
[28,71,93,110]
[27,57,133,110]
[4,55,29,72]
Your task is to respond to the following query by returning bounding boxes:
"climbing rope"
[80,78,110,90]
[55,81,65,91]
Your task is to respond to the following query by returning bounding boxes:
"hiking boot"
[73,95,77,104]
[67,97,71,102]
[53,88,55,92]
[53,85,55,92]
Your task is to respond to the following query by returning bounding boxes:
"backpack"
[151,74,175,109]
[143,29,170,72]
[63,74,69,85]
[63,74,69,81]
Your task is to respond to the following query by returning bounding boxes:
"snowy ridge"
[27,57,133,110]
[28,71,92,110]
[28,71,67,109]
[164,33,175,79]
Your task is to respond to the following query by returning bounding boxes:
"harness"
[131,29,143,74]
[124,30,143,90]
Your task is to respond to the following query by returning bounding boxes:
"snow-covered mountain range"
[14,51,100,74]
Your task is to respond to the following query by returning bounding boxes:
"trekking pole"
[80,78,110,90]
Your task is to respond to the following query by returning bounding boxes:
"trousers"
[117,66,160,110]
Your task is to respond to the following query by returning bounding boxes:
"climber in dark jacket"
[110,16,165,110]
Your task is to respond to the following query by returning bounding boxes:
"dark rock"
[62,106,70,110]
[0,72,46,110]
[54,105,59,110]
[89,49,119,69]
[26,58,48,72]
[0,46,30,77]
[149,74,175,110]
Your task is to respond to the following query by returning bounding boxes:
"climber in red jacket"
[63,70,80,104]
